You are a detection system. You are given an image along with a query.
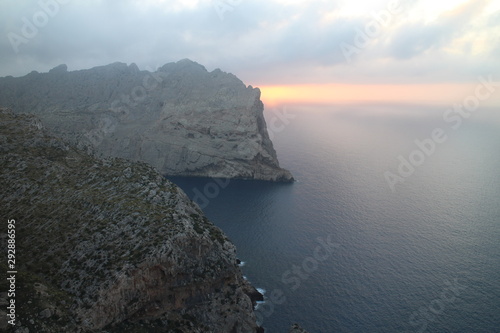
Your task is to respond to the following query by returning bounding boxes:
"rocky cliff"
[0,108,263,332]
[0,60,293,182]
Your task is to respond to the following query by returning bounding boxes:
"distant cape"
[0,59,293,182]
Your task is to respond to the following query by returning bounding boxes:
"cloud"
[0,0,221,74]
[387,0,490,59]
[0,0,498,86]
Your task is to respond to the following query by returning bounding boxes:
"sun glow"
[259,83,500,107]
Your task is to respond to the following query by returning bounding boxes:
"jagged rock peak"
[0,60,293,182]
[48,63,67,73]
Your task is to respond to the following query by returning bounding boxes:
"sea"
[168,103,500,333]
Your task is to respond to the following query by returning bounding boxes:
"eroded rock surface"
[0,108,262,332]
[0,60,293,181]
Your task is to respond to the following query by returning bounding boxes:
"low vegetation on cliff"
[0,108,260,332]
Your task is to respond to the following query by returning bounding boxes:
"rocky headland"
[0,60,293,182]
[0,108,264,332]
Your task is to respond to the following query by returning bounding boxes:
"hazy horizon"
[1,0,499,107]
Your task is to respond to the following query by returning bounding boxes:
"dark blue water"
[169,104,500,333]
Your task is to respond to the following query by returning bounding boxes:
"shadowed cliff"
[0,108,263,332]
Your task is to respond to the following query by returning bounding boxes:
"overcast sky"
[1,0,499,89]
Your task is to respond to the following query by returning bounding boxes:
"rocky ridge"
[0,60,293,182]
[0,108,263,332]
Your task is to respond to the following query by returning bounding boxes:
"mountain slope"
[0,108,262,332]
[0,60,293,182]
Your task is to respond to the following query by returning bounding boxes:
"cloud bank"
[1,0,499,86]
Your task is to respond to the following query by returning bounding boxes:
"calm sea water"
[169,104,500,333]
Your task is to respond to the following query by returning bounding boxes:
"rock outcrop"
[0,108,263,332]
[289,323,311,333]
[0,59,293,182]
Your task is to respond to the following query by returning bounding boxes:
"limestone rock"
[0,60,293,182]
[0,311,7,330]
[48,64,67,73]
[289,323,311,333]
[242,279,265,306]
[39,309,52,318]
[0,108,262,332]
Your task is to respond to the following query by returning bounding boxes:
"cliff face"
[0,108,261,332]
[0,60,293,182]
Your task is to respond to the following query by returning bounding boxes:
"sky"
[1,0,499,106]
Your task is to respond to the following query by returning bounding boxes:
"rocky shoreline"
[0,108,264,332]
[0,59,312,332]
